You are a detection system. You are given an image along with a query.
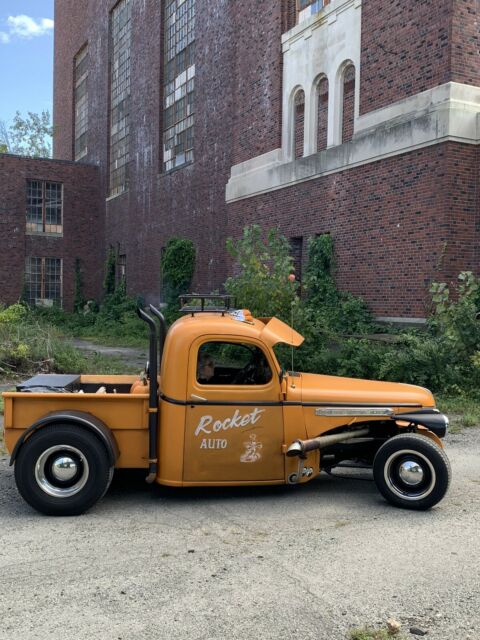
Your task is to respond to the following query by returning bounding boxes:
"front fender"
[394,409,448,438]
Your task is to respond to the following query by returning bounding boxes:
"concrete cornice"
[226,82,480,203]
[282,0,362,52]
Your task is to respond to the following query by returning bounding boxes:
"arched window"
[294,90,305,159]
[316,76,329,152]
[342,64,355,144]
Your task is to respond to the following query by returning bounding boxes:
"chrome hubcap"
[51,456,78,482]
[35,445,89,499]
[384,449,436,501]
[398,460,424,486]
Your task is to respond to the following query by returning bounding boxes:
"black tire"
[14,424,113,516]
[373,433,451,510]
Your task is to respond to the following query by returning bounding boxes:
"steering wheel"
[232,362,258,385]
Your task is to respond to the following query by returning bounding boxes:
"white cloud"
[2,15,54,42]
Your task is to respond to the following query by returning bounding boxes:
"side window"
[197,342,273,386]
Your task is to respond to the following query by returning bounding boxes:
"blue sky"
[0,0,54,127]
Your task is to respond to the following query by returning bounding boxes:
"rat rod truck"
[2,296,450,516]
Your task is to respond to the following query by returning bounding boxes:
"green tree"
[225,225,297,320]
[0,120,10,153]
[0,111,53,158]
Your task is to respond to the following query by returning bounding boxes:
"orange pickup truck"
[2,296,450,516]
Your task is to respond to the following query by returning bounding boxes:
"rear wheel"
[373,433,451,510]
[15,425,113,516]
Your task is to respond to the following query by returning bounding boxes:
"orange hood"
[295,372,435,408]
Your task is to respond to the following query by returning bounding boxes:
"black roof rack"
[179,294,236,316]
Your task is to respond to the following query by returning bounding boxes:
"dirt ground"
[0,419,478,640]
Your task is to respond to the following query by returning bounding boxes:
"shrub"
[303,235,374,335]
[0,304,135,377]
[225,225,297,320]
[0,305,86,375]
[161,237,196,322]
[103,247,117,296]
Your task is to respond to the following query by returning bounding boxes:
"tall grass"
[0,304,136,379]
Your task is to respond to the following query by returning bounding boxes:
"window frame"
[74,44,89,161]
[296,0,330,23]
[109,0,132,197]
[194,338,276,389]
[26,180,63,235]
[24,256,63,308]
[162,0,195,173]
[117,253,127,285]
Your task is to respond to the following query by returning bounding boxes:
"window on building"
[297,0,330,24]
[117,253,126,285]
[289,236,303,282]
[163,0,195,172]
[74,45,89,161]
[342,64,356,144]
[294,90,305,159]
[26,180,63,234]
[109,0,132,197]
[24,257,63,307]
[316,76,329,152]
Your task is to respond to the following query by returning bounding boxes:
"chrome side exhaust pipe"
[287,428,371,457]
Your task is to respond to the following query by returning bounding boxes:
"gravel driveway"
[0,426,478,640]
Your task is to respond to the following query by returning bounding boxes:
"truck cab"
[2,296,450,516]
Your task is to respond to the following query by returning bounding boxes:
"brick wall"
[360,0,451,115]
[53,0,91,162]
[227,143,479,318]
[231,1,284,165]
[0,154,102,310]
[451,0,480,86]
[53,0,289,305]
[49,0,480,318]
[282,0,297,32]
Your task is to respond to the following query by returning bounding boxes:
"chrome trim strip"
[314,407,395,417]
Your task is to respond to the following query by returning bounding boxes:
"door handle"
[190,394,207,402]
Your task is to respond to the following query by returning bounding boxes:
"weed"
[349,627,405,640]
[0,304,135,379]
[436,395,480,432]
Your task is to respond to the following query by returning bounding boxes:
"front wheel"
[373,433,451,510]
[15,425,113,516]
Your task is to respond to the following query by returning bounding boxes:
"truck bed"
[2,375,150,468]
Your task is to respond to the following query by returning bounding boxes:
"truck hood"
[297,372,435,408]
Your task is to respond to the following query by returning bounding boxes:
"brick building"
[0,154,102,309]
[1,0,479,320]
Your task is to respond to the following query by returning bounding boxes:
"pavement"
[69,338,148,371]
[0,423,478,640]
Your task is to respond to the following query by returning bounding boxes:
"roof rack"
[179,294,236,316]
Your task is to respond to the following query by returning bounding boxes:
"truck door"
[184,337,285,483]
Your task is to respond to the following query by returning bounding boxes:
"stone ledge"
[226,82,480,203]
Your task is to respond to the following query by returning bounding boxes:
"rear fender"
[9,410,119,466]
